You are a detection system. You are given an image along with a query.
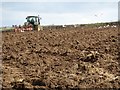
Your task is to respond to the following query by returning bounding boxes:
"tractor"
[13,15,43,32]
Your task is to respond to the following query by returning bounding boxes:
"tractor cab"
[26,16,40,25]
[25,15,42,31]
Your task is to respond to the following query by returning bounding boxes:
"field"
[2,24,120,89]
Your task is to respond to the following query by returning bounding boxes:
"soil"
[2,26,120,89]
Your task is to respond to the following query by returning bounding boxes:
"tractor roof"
[26,16,39,19]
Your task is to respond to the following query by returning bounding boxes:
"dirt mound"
[2,27,120,89]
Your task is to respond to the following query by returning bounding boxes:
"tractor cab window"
[31,18,34,24]
[27,18,30,23]
[26,16,40,25]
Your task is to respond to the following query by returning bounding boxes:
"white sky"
[1,0,119,26]
[1,0,119,2]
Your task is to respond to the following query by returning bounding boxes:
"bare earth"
[2,26,120,89]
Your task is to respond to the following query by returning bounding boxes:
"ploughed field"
[2,26,120,89]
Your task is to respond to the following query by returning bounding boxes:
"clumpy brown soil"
[2,26,120,89]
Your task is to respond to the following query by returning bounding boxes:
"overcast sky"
[1,1,119,26]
